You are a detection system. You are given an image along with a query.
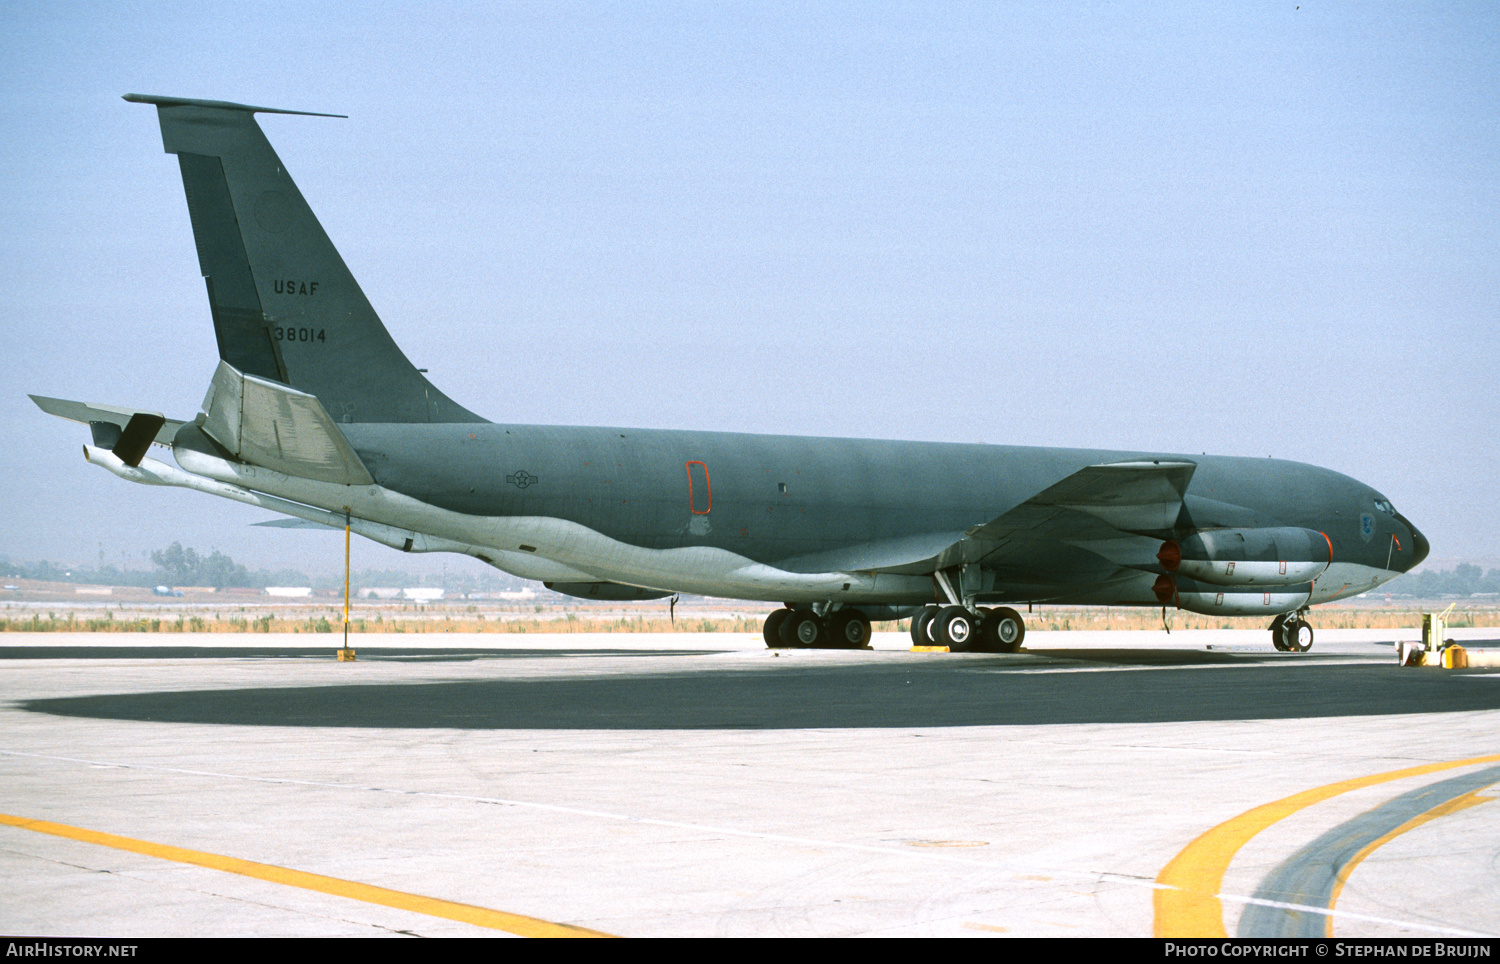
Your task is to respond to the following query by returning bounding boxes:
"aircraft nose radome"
[1397,514,1429,571]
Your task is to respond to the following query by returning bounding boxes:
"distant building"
[264,587,313,598]
[402,587,444,601]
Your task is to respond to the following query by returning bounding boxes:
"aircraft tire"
[828,610,872,648]
[973,608,999,652]
[1288,618,1314,653]
[990,607,1026,652]
[763,608,792,648]
[1269,614,1289,651]
[780,610,824,648]
[934,605,976,651]
[910,607,938,646]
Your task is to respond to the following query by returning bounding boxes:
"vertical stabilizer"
[124,93,482,425]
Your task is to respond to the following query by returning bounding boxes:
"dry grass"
[3,605,1496,635]
[0,610,764,635]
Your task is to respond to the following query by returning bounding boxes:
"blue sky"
[1,2,1496,573]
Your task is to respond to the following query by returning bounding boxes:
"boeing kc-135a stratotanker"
[32,95,1429,653]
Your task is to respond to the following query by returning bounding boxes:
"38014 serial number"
[274,327,326,343]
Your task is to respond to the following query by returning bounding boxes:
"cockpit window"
[1374,499,1395,515]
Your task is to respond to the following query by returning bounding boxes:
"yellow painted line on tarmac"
[0,812,615,938]
[1153,752,1500,938]
[1324,786,1498,937]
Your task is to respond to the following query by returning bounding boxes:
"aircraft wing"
[967,459,1196,542]
[953,460,1197,592]
[776,460,1196,578]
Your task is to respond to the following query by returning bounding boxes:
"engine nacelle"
[1152,573,1312,616]
[1157,527,1331,587]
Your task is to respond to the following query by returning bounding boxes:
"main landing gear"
[763,607,873,649]
[910,604,1026,653]
[1270,613,1314,653]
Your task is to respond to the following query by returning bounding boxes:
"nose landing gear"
[1271,613,1314,653]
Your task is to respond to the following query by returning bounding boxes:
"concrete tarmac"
[2,628,1498,938]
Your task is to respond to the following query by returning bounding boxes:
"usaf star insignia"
[506,470,538,489]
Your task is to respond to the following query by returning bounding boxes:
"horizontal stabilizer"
[122,93,346,118]
[30,395,184,447]
[252,517,339,530]
[200,360,374,486]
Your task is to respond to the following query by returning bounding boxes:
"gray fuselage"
[341,422,1424,605]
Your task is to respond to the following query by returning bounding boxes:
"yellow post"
[338,510,356,661]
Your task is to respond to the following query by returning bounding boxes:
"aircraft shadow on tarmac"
[17,658,1500,729]
[0,646,714,661]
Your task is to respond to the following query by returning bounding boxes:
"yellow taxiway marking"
[905,839,989,848]
[1323,788,1497,938]
[0,812,615,938]
[1153,752,1500,938]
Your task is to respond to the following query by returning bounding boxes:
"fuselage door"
[686,461,711,514]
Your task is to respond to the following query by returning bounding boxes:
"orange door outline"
[686,461,711,514]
